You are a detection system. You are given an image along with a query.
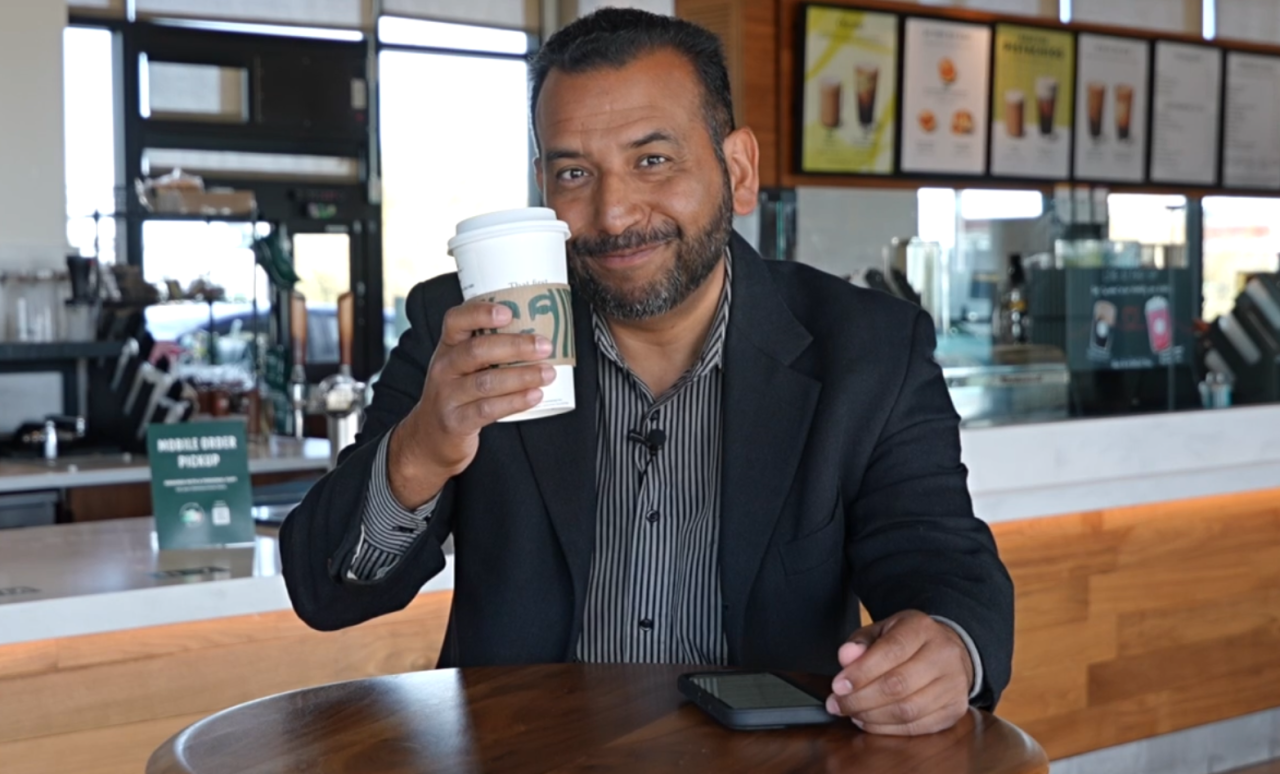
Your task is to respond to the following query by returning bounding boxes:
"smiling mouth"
[593,240,671,266]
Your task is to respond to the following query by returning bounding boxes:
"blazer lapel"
[720,236,821,661]
[517,290,599,614]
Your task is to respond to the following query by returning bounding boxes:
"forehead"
[535,48,705,146]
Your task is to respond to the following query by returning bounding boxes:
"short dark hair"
[529,8,736,154]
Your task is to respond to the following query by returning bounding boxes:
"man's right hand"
[386,301,556,509]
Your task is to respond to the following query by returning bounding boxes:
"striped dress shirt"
[346,256,734,668]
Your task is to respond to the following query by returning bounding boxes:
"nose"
[592,169,646,237]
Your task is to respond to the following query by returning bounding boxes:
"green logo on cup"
[479,283,576,367]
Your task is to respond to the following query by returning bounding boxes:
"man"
[281,9,1013,736]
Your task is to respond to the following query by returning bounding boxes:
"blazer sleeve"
[846,310,1014,708]
[280,280,456,632]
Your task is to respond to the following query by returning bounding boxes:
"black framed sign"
[798,4,900,175]
[989,23,1076,180]
[899,16,992,176]
[1149,40,1223,187]
[1221,50,1280,190]
[1072,32,1151,183]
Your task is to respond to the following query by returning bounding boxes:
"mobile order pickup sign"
[147,420,254,550]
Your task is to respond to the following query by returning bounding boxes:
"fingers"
[839,619,885,667]
[854,699,969,737]
[452,363,557,407]
[830,648,936,716]
[835,673,964,727]
[441,333,552,377]
[445,388,546,434]
[836,614,930,695]
[440,302,514,345]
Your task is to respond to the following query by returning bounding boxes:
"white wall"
[794,188,918,279]
[578,0,675,15]
[915,0,1050,17]
[0,0,68,270]
[1216,0,1280,42]
[1072,0,1196,33]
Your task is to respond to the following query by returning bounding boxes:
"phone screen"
[689,673,824,710]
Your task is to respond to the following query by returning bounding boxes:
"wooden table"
[148,664,1048,774]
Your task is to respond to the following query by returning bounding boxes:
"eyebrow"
[543,130,682,164]
[628,130,681,150]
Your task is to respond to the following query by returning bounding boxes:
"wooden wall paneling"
[676,0,781,187]
[1115,586,1280,658]
[992,487,1280,760]
[994,663,1090,722]
[744,0,780,188]
[0,590,452,773]
[2,712,208,774]
[0,639,58,680]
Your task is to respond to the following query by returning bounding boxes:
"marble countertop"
[0,436,331,493]
[962,403,1280,523]
[0,514,455,647]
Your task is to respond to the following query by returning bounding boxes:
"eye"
[556,167,587,182]
[639,155,669,168]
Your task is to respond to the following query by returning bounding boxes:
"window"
[1202,197,1280,322]
[292,232,352,365]
[142,221,269,366]
[63,26,118,263]
[379,25,533,341]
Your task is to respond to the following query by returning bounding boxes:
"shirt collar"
[591,249,733,376]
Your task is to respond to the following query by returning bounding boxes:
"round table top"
[148,664,1048,774]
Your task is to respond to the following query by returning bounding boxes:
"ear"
[534,156,545,197]
[722,127,760,217]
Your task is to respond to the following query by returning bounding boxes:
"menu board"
[900,18,992,176]
[1223,52,1280,190]
[990,24,1075,179]
[1150,41,1223,186]
[1073,34,1150,183]
[799,6,899,175]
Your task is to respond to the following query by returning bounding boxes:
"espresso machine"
[313,291,365,467]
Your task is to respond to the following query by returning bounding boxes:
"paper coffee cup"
[447,207,576,422]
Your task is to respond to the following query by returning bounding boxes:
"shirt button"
[639,618,654,631]
[646,510,660,524]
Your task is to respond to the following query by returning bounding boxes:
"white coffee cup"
[447,207,576,422]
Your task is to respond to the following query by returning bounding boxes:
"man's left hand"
[825,610,973,736]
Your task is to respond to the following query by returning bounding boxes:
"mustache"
[567,222,681,260]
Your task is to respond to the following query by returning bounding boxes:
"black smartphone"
[678,670,837,731]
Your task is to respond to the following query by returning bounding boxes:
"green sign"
[147,420,254,550]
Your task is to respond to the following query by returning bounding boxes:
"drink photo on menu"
[800,6,899,175]
[990,24,1075,179]
[1073,33,1149,183]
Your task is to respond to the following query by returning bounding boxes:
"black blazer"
[281,234,1014,707]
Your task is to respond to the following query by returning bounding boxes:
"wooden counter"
[3,486,1279,772]
[0,516,453,774]
[993,486,1280,759]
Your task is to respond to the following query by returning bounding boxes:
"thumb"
[839,619,885,667]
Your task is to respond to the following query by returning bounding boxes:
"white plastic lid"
[448,207,570,255]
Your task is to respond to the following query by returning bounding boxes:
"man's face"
[535,49,757,321]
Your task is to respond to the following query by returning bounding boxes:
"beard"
[567,179,733,322]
